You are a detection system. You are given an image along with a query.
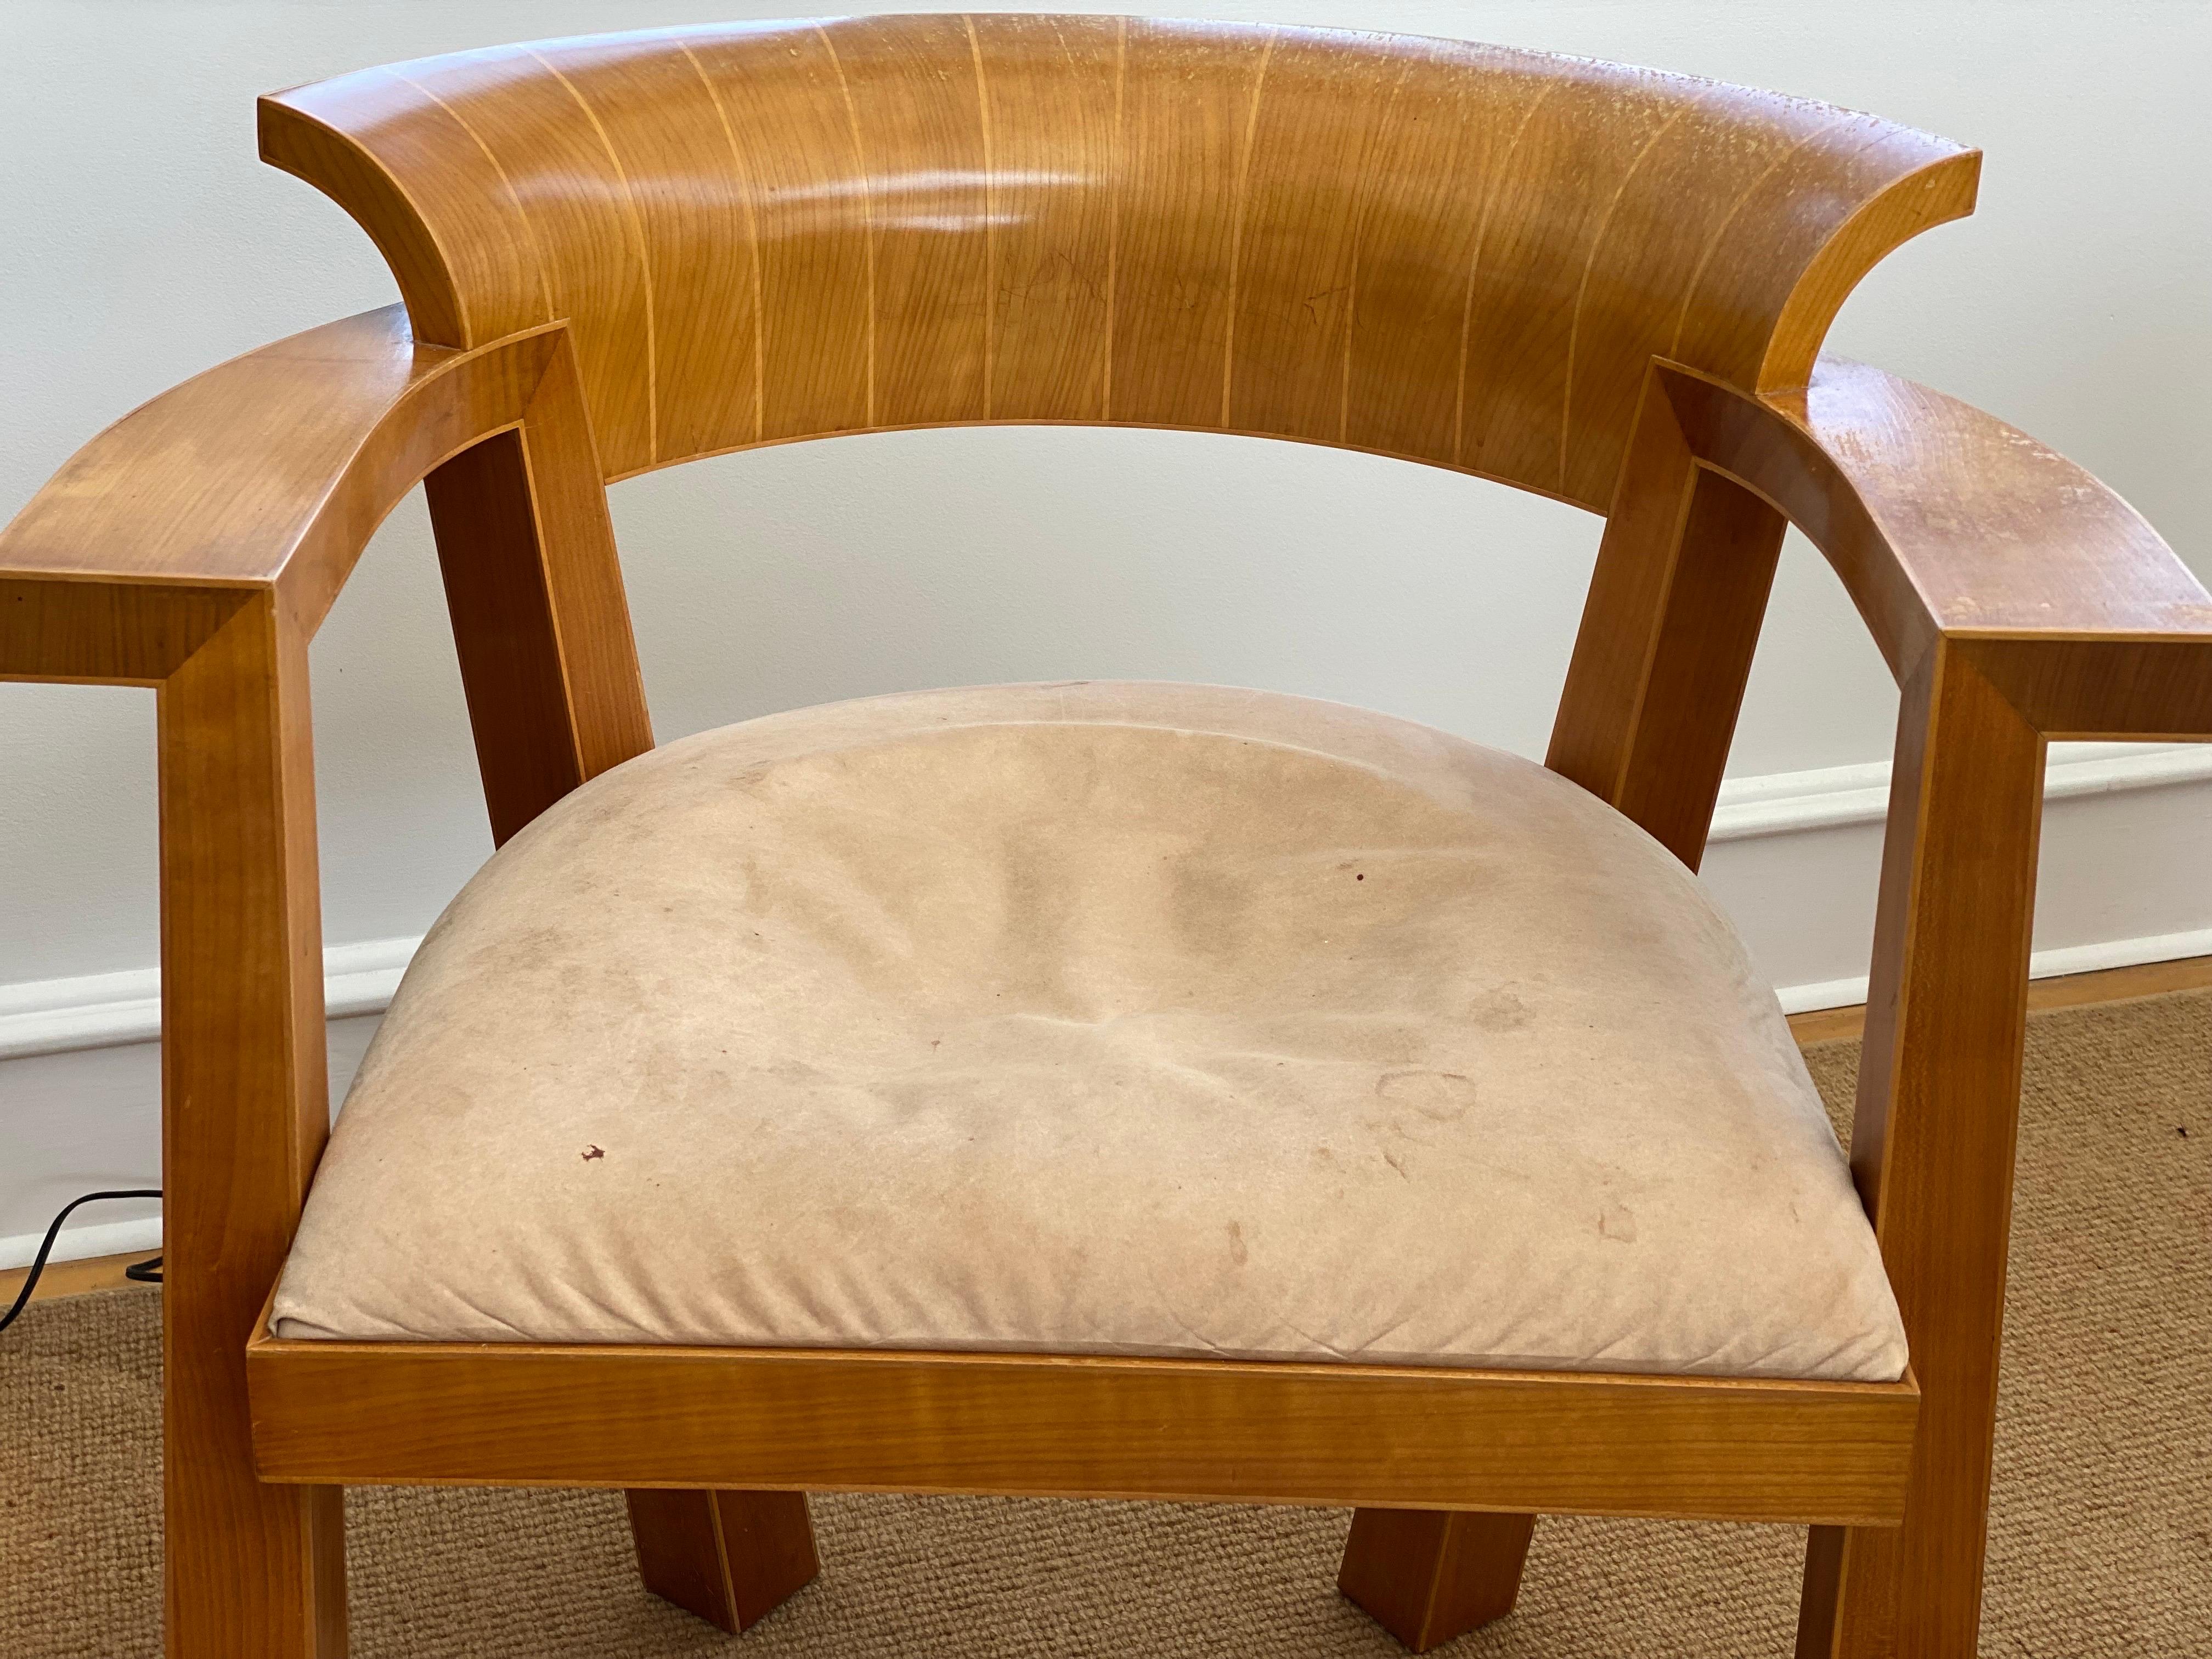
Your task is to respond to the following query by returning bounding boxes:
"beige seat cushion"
[273,682,1907,1383]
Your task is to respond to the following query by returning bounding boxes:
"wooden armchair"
[6,18,2210,1658]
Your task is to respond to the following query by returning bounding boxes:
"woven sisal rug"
[4,991,2206,1655]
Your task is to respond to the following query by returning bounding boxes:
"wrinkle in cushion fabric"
[273,682,1908,1383]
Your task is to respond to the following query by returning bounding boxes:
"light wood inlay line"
[1560,108,1688,492]
[1338,55,1417,447]
[814,25,877,428]
[1454,79,1562,467]
[1221,28,1278,427]
[966,15,995,420]
[390,68,556,328]
[1666,115,1848,362]
[526,47,662,465]
[1102,16,1126,421]
[676,40,768,445]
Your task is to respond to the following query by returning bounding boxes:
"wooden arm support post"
[1551,355,2212,1659]
[0,307,656,1657]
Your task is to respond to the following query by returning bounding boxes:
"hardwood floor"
[1786,953,2212,1045]
[0,1248,153,1307]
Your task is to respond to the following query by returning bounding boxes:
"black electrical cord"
[0,1189,161,1335]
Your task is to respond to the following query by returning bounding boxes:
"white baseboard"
[0,935,416,1062]
[1775,924,2212,1015]
[1708,740,2212,843]
[0,1214,161,1274]
[5,742,2205,1063]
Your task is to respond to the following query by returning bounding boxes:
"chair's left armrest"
[1661,356,2212,740]
[0,306,563,683]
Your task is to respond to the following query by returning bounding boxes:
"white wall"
[4,0,2209,1260]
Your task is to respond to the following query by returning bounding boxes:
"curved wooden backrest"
[261,15,1977,509]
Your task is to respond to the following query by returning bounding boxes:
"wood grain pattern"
[424,329,652,843]
[1338,1508,1536,1652]
[1555,362,2212,1651]
[0,308,586,629]
[1798,644,2046,1657]
[259,18,1978,505]
[242,1328,1920,1526]
[624,1488,819,1633]
[1,309,461,589]
[0,1249,155,1305]
[0,579,250,687]
[157,594,346,1657]
[12,19,2212,1657]
[0,308,634,1659]
[1657,359,2212,684]
[1549,365,1788,867]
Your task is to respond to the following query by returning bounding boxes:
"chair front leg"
[1339,1508,1536,1651]
[158,591,347,1657]
[627,1489,820,1632]
[1797,641,2044,1659]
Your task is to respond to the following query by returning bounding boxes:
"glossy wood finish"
[0,306,639,650]
[624,1488,819,1633]
[241,1325,1918,1525]
[1338,1508,1537,1652]
[1655,360,2212,686]
[420,331,653,845]
[1551,357,2212,1653]
[156,593,347,1658]
[8,18,2212,1658]
[1796,645,2045,1659]
[259,16,1978,505]
[0,307,647,1659]
[1549,364,1789,867]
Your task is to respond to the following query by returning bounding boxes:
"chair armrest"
[0,306,565,681]
[1658,357,2212,739]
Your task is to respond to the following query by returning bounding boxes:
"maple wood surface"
[5,17,2211,1659]
[257,16,1979,505]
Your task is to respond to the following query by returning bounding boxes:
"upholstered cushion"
[273,682,1907,1382]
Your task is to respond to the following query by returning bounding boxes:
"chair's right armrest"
[1,306,563,682]
[1658,357,2212,741]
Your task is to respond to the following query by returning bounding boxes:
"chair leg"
[627,1489,819,1633]
[1793,646,2045,1658]
[159,595,347,1656]
[1338,1508,1536,1652]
